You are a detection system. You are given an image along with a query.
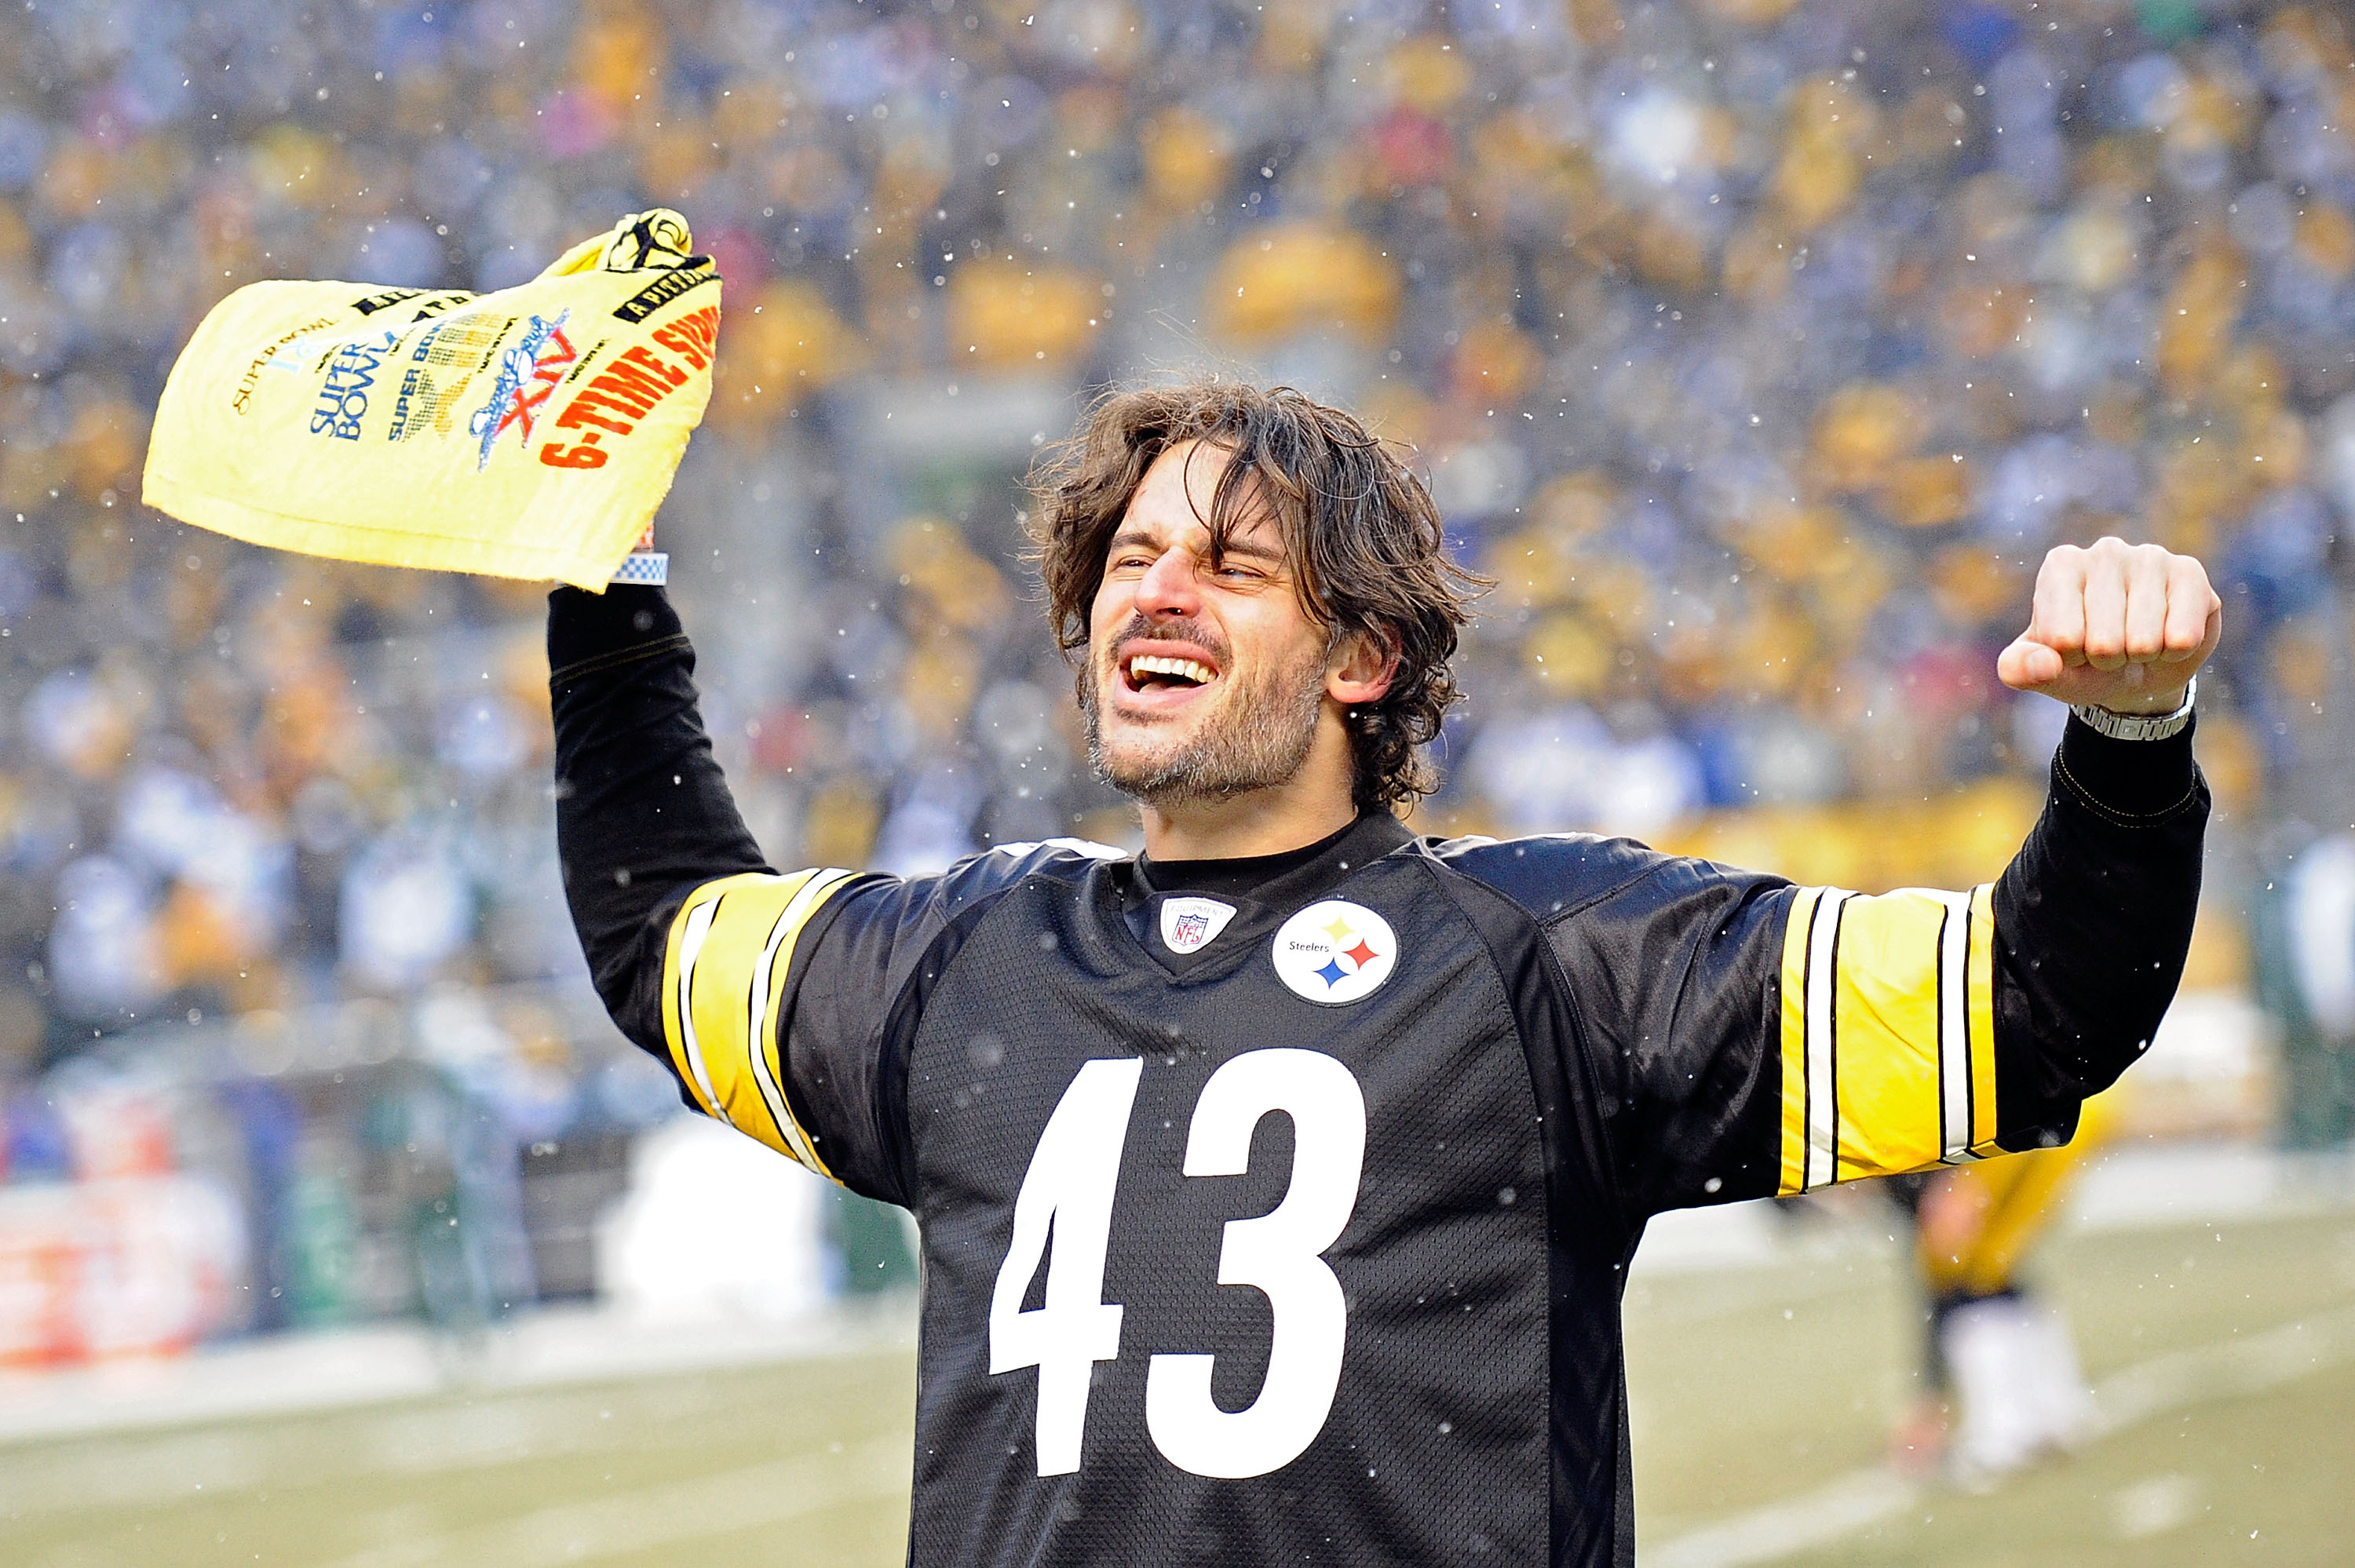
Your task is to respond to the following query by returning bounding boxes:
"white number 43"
[986,1049,1368,1479]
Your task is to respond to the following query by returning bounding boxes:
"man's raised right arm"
[550,582,886,1187]
[550,582,1042,1204]
[551,582,770,1052]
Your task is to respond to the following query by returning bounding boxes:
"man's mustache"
[1097,615,1232,669]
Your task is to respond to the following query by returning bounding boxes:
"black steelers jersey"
[550,585,2206,1567]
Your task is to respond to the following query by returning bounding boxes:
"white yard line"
[1644,1300,2355,1568]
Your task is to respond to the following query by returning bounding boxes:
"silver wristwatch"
[2071,676,2195,741]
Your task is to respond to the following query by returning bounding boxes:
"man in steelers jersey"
[550,382,2214,1566]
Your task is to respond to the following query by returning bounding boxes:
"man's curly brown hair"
[1030,380,1483,811]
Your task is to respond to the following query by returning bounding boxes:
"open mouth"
[1126,652,1214,691]
[1116,644,1221,699]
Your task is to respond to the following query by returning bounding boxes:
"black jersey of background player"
[550,584,2205,1568]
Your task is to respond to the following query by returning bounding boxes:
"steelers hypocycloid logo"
[1271,900,1399,1005]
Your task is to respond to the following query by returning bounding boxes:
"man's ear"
[1327,626,1399,707]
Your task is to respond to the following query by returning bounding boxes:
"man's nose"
[1134,547,1201,618]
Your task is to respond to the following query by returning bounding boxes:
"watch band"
[610,550,669,586]
[2071,675,2195,741]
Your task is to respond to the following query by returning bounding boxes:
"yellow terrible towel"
[143,210,718,591]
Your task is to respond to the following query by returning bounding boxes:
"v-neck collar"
[1108,812,1415,979]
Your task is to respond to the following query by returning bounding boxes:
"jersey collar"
[1112,812,1415,979]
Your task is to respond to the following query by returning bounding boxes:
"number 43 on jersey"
[987,1049,1368,1479]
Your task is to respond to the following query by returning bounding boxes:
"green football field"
[2,1209,2350,1566]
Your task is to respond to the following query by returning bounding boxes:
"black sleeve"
[1988,716,2207,1144]
[1530,851,1793,1218]
[550,583,1071,1204]
[550,582,769,1059]
[1518,713,2204,1219]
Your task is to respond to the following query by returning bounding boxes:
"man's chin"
[1093,720,1227,803]
[1092,733,1189,793]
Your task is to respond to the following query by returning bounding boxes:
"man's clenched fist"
[1996,537,2222,716]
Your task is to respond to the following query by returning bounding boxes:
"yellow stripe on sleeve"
[659,867,855,1173]
[1825,889,1948,1181]
[1776,886,1821,1198]
[1776,881,1999,1193]
[1967,881,1999,1156]
[660,872,770,1121]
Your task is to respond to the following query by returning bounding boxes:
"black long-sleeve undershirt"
[1989,695,2207,1142]
[552,583,772,1067]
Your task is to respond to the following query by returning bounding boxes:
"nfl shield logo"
[1159,895,1237,955]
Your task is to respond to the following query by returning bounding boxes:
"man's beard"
[1081,623,1328,805]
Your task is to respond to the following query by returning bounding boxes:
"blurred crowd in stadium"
[5,0,2355,1336]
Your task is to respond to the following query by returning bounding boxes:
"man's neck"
[1123,698,1368,860]
[1137,785,1360,861]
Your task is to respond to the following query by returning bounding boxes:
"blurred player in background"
[1885,1089,2120,1487]
[552,381,2217,1565]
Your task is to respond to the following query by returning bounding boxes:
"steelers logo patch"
[1271,900,1398,1005]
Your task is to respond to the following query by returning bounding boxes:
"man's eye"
[1214,563,1264,582]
